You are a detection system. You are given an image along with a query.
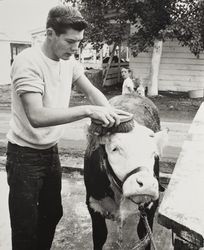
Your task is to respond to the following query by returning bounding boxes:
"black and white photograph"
[0,0,204,249]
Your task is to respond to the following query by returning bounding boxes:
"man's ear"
[46,28,55,39]
[154,128,169,156]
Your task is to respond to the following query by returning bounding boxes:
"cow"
[84,93,168,250]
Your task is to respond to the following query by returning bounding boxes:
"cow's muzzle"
[103,151,159,204]
[122,169,159,204]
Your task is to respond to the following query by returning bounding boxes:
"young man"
[6,5,129,250]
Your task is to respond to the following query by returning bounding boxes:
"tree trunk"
[148,39,163,96]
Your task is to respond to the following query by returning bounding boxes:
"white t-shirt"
[122,77,135,95]
[7,46,84,149]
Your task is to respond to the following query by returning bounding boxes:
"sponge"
[88,114,135,136]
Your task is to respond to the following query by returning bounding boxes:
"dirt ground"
[0,84,203,122]
[0,169,173,250]
[70,87,203,122]
[52,172,173,250]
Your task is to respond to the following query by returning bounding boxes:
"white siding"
[130,40,204,92]
[130,49,152,87]
[0,41,11,85]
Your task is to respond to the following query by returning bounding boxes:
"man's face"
[49,28,84,60]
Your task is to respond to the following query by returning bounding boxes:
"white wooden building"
[0,32,31,85]
[129,39,204,93]
[20,26,204,93]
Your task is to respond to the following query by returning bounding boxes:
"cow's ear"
[154,128,169,156]
[98,135,109,145]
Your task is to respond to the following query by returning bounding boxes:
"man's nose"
[70,43,80,54]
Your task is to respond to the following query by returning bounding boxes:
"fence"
[102,62,129,86]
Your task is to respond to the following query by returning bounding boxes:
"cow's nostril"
[137,180,143,187]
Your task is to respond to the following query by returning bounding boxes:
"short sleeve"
[11,52,45,96]
[72,59,84,83]
[127,79,134,89]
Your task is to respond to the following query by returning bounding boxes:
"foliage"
[62,0,204,56]
[127,0,173,55]
[164,0,204,57]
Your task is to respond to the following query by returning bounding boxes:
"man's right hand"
[88,106,133,128]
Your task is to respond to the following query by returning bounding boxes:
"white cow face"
[100,122,168,203]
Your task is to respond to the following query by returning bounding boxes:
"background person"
[121,67,135,95]
[136,79,145,97]
[5,5,130,250]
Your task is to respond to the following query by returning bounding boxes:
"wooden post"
[99,49,103,69]
[117,43,121,83]
[103,42,117,86]
[126,46,129,62]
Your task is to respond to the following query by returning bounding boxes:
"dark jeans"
[6,142,63,250]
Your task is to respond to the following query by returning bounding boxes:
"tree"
[164,0,204,57]
[62,0,204,95]
[127,0,174,95]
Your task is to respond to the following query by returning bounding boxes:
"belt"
[7,142,58,154]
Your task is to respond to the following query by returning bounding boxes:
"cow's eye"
[112,147,118,152]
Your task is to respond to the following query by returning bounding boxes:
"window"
[10,43,31,65]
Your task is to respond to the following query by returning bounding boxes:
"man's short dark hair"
[46,5,88,35]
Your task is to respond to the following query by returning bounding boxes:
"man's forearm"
[85,86,111,107]
[26,105,93,128]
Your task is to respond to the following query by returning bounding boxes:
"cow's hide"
[84,93,164,250]
[109,93,160,133]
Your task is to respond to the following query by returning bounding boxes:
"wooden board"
[158,103,204,248]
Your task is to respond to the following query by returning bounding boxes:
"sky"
[0,0,60,41]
